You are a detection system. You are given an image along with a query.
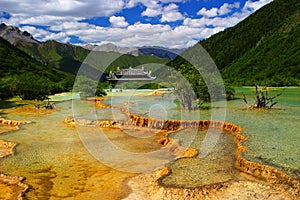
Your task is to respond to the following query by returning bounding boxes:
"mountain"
[0,23,40,45]
[0,37,74,100]
[0,23,90,74]
[17,39,91,74]
[199,0,300,70]
[0,37,72,82]
[138,46,185,59]
[19,40,169,76]
[222,12,300,86]
[170,0,300,86]
[83,43,139,56]
[83,43,185,59]
[0,23,170,76]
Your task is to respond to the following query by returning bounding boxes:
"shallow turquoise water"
[163,129,237,187]
[227,87,300,179]
[103,87,300,178]
[0,87,299,198]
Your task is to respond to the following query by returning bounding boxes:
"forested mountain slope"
[0,37,73,100]
[171,0,300,86]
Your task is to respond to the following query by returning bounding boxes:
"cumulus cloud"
[126,0,186,8]
[0,0,125,17]
[192,0,272,30]
[50,21,94,32]
[109,16,129,28]
[183,17,233,30]
[20,25,71,43]
[161,3,184,22]
[218,2,240,16]
[231,0,273,22]
[142,7,162,17]
[243,0,273,12]
[0,0,274,48]
[23,20,198,48]
[197,7,218,18]
[126,0,160,9]
[141,2,162,17]
[197,2,240,18]
[128,1,184,22]
[2,15,84,27]
[17,20,220,48]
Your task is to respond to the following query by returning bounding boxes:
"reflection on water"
[0,87,299,199]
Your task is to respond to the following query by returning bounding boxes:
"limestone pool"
[0,87,299,199]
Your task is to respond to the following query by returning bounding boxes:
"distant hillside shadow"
[0,100,27,110]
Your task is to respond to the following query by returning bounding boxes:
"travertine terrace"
[64,99,300,199]
[0,118,30,200]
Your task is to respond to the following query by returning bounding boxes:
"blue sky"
[0,0,273,48]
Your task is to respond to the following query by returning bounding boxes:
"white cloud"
[126,0,186,8]
[126,0,160,9]
[3,15,84,27]
[20,25,71,43]
[186,39,198,47]
[161,3,184,22]
[197,2,240,18]
[183,17,235,29]
[218,2,240,16]
[50,21,94,32]
[128,22,171,33]
[184,17,208,28]
[191,0,273,31]
[17,20,222,48]
[164,3,179,12]
[0,0,274,49]
[197,7,218,18]
[109,16,129,28]
[0,0,125,17]
[230,0,273,22]
[160,0,186,3]
[37,20,199,48]
[141,3,163,17]
[128,1,184,22]
[243,0,273,12]
[142,7,162,17]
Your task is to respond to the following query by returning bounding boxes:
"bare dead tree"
[243,85,282,109]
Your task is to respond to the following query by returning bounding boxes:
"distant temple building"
[106,67,156,81]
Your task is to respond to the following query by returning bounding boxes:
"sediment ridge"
[0,140,29,200]
[0,118,30,200]
[0,118,31,127]
[64,99,300,199]
[0,139,16,158]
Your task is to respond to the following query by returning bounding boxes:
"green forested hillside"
[16,40,169,76]
[222,17,300,86]
[200,0,300,70]
[0,37,74,100]
[16,40,90,74]
[170,0,300,86]
[0,35,170,100]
